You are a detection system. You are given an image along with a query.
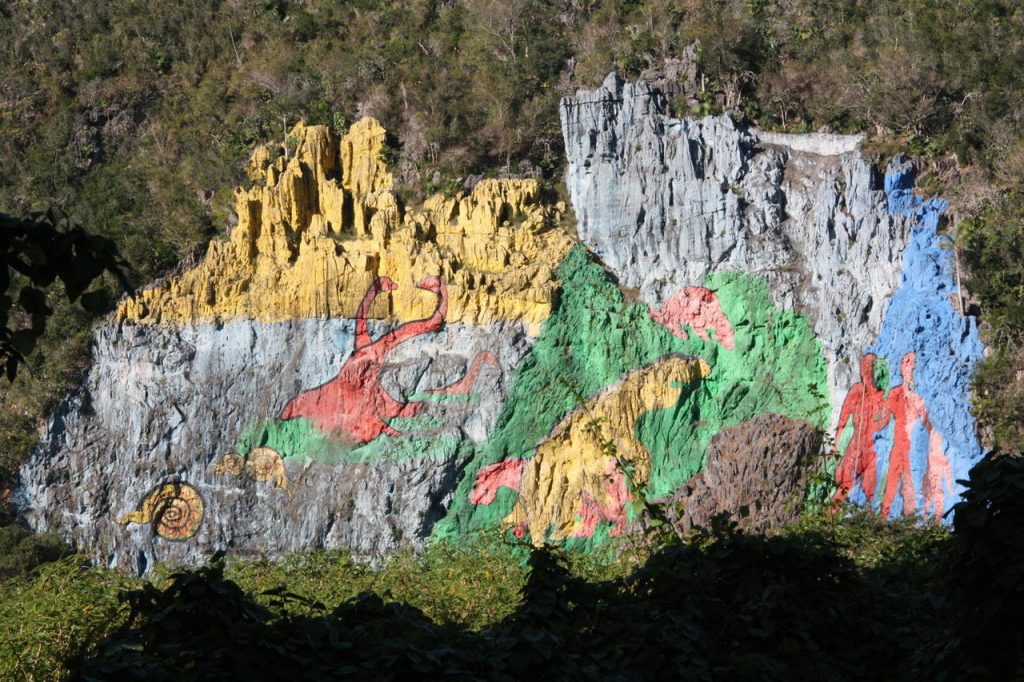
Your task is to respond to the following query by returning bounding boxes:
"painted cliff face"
[17,90,988,572]
[17,118,574,572]
[558,74,985,528]
[833,160,984,518]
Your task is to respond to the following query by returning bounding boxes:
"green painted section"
[639,270,830,497]
[434,245,830,544]
[872,356,891,393]
[232,416,464,465]
[228,244,829,548]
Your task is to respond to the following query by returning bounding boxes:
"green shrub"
[0,557,135,681]
[0,524,72,579]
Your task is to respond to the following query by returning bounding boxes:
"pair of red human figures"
[281,275,497,444]
[833,352,953,517]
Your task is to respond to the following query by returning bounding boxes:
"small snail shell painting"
[117,482,205,541]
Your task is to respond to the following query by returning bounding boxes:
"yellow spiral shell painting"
[117,482,205,541]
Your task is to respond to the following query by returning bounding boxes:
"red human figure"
[281,275,495,444]
[649,287,736,350]
[880,353,930,517]
[833,354,891,506]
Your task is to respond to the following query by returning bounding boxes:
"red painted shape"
[573,459,631,538]
[470,459,525,505]
[880,353,928,516]
[837,351,956,518]
[427,351,499,396]
[833,354,891,506]
[281,276,495,444]
[649,287,736,350]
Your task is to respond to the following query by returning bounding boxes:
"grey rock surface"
[17,319,529,574]
[561,73,912,420]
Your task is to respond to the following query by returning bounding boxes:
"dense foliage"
[1,453,1021,679]
[0,514,950,681]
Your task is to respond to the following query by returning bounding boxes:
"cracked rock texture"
[17,320,528,573]
[16,117,558,573]
[16,84,986,570]
[671,413,821,533]
[561,73,911,420]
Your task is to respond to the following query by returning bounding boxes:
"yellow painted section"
[116,118,573,334]
[506,355,711,543]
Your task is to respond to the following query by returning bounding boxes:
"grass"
[0,511,954,680]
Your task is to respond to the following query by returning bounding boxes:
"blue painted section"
[845,157,985,518]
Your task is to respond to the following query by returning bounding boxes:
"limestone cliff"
[560,73,908,416]
[17,118,569,572]
[17,84,988,572]
[118,118,571,335]
[558,73,984,520]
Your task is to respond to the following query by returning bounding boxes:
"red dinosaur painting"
[281,275,497,444]
[469,459,526,505]
[649,287,736,350]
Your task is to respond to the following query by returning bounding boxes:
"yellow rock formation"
[116,118,573,334]
[506,354,711,544]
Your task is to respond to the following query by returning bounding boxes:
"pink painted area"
[921,431,953,519]
[470,459,525,505]
[649,287,736,350]
[834,354,891,507]
[281,276,494,444]
[573,459,631,538]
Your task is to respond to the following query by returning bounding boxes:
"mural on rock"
[17,116,570,571]
[278,275,498,445]
[14,77,989,573]
[833,159,984,518]
[559,74,986,525]
[494,354,710,545]
[649,287,736,350]
[435,246,830,547]
[213,448,290,493]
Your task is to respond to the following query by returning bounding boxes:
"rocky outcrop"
[560,74,984,519]
[118,119,571,334]
[560,73,909,418]
[17,78,988,572]
[17,118,569,572]
[671,413,821,533]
